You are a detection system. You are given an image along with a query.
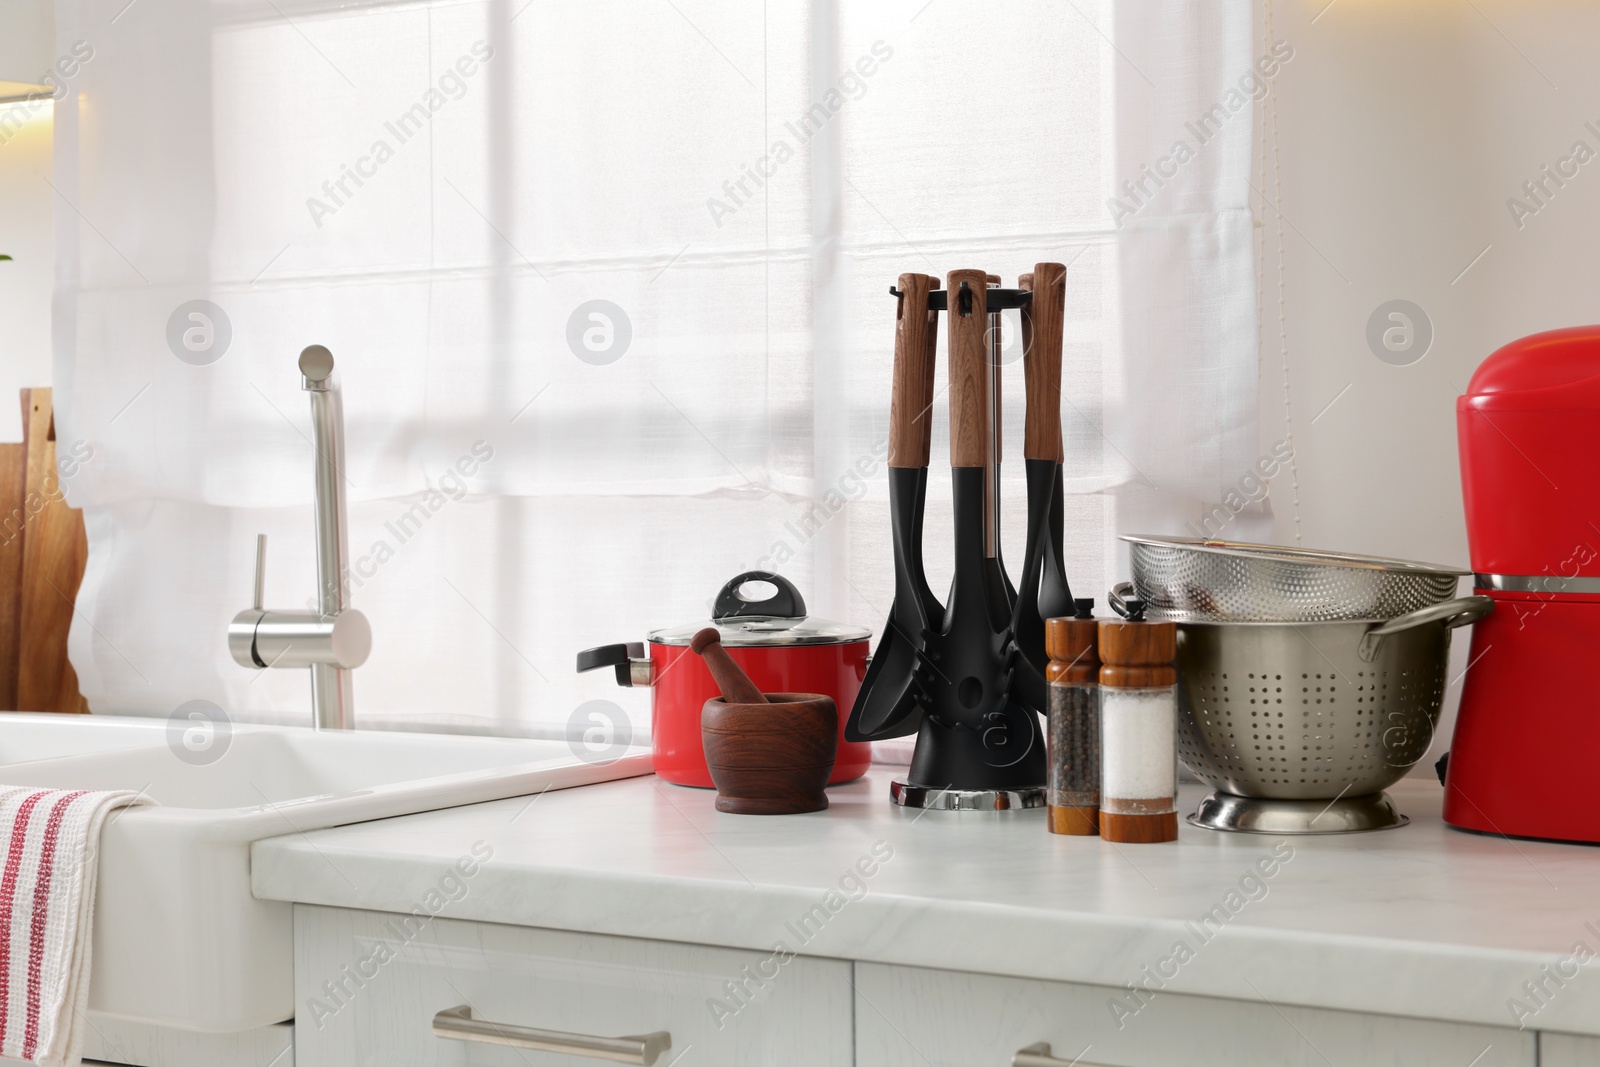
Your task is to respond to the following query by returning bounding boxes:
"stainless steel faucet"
[229,345,370,729]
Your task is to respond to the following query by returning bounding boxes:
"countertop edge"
[251,837,1600,1038]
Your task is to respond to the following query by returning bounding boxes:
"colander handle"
[1357,595,1493,662]
[1108,581,1146,620]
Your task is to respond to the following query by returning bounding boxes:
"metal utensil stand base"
[890,779,1047,811]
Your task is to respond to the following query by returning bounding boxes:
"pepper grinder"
[1045,599,1100,836]
[1098,600,1179,843]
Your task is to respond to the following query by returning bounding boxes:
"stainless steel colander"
[1124,535,1467,622]
[1169,595,1493,832]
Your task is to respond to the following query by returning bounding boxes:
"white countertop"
[251,770,1600,1036]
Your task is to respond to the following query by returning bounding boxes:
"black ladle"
[1011,263,1074,705]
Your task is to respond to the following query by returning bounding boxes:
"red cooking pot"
[577,572,872,788]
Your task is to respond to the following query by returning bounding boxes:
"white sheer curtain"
[52,0,1258,737]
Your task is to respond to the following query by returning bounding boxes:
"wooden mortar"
[702,693,837,815]
[690,627,838,815]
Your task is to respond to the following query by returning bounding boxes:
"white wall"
[0,0,55,444]
[1259,0,1600,768]
[0,0,52,84]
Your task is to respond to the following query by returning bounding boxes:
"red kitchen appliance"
[577,572,873,788]
[1446,326,1600,844]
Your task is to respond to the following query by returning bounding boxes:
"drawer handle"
[1014,1042,1112,1067]
[433,1005,672,1065]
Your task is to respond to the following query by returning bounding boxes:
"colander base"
[1189,789,1408,834]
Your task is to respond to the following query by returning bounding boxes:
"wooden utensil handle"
[1019,271,1035,468]
[946,269,990,469]
[922,278,940,455]
[1024,271,1036,379]
[889,274,938,469]
[1023,261,1066,463]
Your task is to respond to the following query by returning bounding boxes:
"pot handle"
[576,642,648,686]
[1358,596,1493,663]
[713,572,807,620]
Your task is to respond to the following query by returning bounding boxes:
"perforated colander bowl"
[1173,597,1491,800]
[1125,536,1467,622]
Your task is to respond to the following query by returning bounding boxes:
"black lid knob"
[712,572,806,621]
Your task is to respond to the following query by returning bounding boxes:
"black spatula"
[846,273,944,741]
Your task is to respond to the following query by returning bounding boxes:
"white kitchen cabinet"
[854,962,1535,1067]
[1540,1032,1600,1065]
[291,905,1561,1067]
[293,906,852,1067]
[78,1019,292,1067]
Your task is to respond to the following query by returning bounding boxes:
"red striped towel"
[0,788,150,1067]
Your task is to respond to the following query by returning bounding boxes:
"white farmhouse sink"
[0,714,193,763]
[0,714,652,1034]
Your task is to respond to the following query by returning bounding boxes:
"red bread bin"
[578,572,872,788]
[1446,326,1600,843]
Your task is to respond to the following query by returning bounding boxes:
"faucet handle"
[230,532,370,673]
[230,534,271,668]
[252,533,266,611]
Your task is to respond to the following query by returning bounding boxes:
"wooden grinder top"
[1044,617,1099,685]
[1097,617,1176,689]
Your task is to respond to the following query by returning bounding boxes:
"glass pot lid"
[648,571,871,647]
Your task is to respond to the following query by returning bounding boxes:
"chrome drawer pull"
[1013,1042,1111,1067]
[433,1005,672,1065]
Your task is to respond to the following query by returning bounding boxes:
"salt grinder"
[1045,600,1100,835]
[1098,601,1179,843]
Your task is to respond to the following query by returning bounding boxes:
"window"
[56,1,1256,736]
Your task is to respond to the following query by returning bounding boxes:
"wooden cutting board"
[0,389,90,713]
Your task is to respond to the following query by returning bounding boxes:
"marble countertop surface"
[251,770,1600,1035]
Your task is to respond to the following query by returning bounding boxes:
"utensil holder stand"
[892,714,1048,810]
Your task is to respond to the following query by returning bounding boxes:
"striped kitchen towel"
[0,787,150,1067]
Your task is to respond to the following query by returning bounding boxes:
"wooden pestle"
[690,628,768,705]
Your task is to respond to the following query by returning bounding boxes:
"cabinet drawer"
[294,906,851,1067]
[1540,1032,1600,1066]
[855,962,1534,1067]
